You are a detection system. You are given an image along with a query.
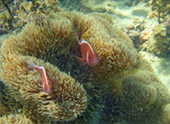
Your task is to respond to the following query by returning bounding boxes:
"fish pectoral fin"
[75,56,85,62]
[75,56,86,64]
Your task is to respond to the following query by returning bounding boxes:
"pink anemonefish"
[27,64,53,95]
[76,37,99,67]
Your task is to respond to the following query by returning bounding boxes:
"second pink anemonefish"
[76,37,99,67]
[27,63,53,95]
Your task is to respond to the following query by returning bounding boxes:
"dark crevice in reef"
[0,80,23,115]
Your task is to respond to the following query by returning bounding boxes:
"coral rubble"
[0,11,170,124]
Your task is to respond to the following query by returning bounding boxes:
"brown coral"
[0,0,61,34]
[149,0,170,24]
[141,24,170,57]
[0,114,33,124]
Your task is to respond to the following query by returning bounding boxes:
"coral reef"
[0,114,33,124]
[126,18,150,49]
[0,11,170,124]
[0,12,101,123]
[0,0,61,34]
[126,16,170,57]
[148,0,170,24]
[141,24,170,57]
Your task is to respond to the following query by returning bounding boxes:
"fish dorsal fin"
[76,31,82,45]
[77,36,81,45]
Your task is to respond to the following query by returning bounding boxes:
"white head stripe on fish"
[86,50,89,64]
[80,39,95,54]
[32,64,48,84]
[41,67,48,85]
